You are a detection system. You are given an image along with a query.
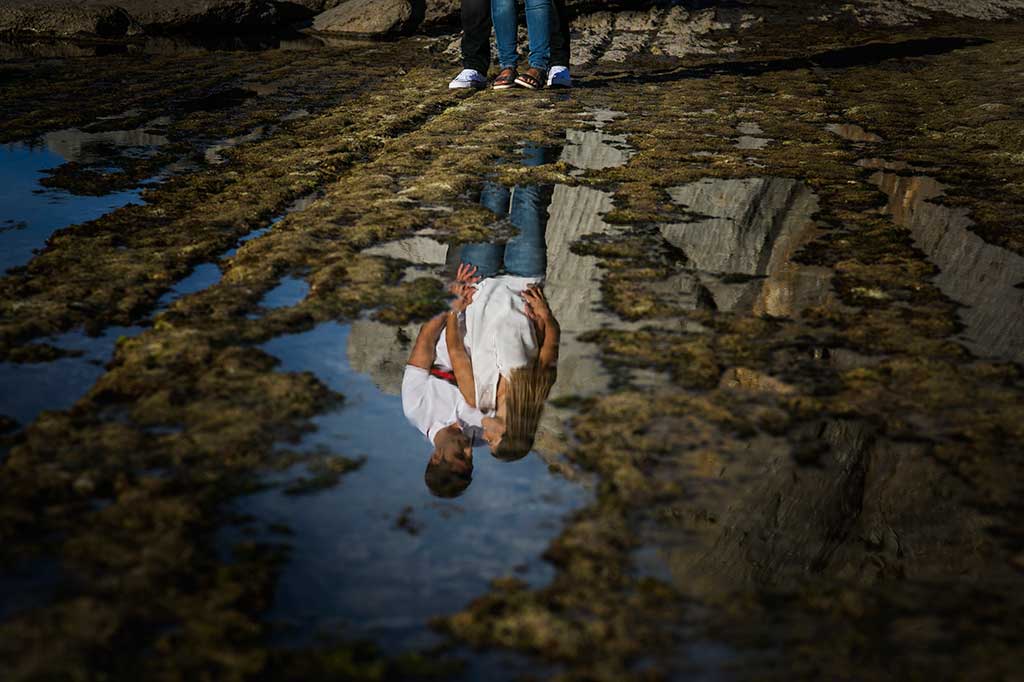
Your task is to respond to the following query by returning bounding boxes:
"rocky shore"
[2,1,1024,681]
[3,0,1024,42]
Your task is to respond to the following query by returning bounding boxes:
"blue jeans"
[456,143,556,278]
[461,183,548,278]
[491,0,551,70]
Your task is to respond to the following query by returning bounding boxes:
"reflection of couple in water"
[401,163,561,497]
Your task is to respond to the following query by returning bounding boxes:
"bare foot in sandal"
[493,66,518,90]
[514,67,546,90]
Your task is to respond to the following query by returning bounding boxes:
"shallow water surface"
[259,276,311,310]
[872,170,1024,362]
[0,325,143,427]
[0,143,143,274]
[227,322,589,652]
[661,176,829,316]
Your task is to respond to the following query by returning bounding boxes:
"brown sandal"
[492,66,518,90]
[514,67,546,90]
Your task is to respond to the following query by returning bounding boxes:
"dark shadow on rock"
[179,86,259,113]
[587,36,991,88]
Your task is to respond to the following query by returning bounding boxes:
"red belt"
[430,366,457,385]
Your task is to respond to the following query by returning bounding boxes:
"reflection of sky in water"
[0,143,143,274]
[0,325,142,426]
[221,226,270,258]
[259,276,310,309]
[228,322,588,652]
[153,263,222,313]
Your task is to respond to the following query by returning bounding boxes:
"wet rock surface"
[2,4,1024,682]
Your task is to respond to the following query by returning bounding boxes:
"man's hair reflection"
[424,426,473,497]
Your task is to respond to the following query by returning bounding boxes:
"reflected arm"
[446,311,477,407]
[537,313,560,370]
[523,285,560,371]
[407,313,447,369]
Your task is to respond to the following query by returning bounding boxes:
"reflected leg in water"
[505,184,552,278]
[460,182,512,277]
[460,178,552,277]
[480,181,512,215]
[521,141,562,167]
[459,242,504,278]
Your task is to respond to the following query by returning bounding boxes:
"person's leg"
[459,242,504,279]
[549,0,570,68]
[520,141,560,168]
[503,183,552,278]
[490,0,520,69]
[460,0,492,75]
[523,0,551,71]
[461,182,512,278]
[480,182,511,217]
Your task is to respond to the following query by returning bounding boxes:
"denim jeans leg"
[524,0,551,70]
[459,242,505,279]
[503,184,551,278]
[490,0,520,68]
[480,182,511,218]
[520,141,561,168]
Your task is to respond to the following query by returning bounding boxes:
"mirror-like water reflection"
[0,325,143,428]
[224,132,625,660]
[660,176,832,316]
[0,143,144,274]
[872,170,1024,362]
[226,322,588,654]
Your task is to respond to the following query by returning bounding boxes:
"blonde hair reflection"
[493,362,557,462]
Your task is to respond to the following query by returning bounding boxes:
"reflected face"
[432,433,473,475]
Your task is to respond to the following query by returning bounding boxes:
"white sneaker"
[547,65,571,88]
[448,68,487,90]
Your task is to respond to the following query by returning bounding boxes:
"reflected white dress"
[463,275,542,415]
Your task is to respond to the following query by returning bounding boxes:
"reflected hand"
[521,284,553,324]
[449,283,476,313]
[454,263,480,286]
[448,263,480,311]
